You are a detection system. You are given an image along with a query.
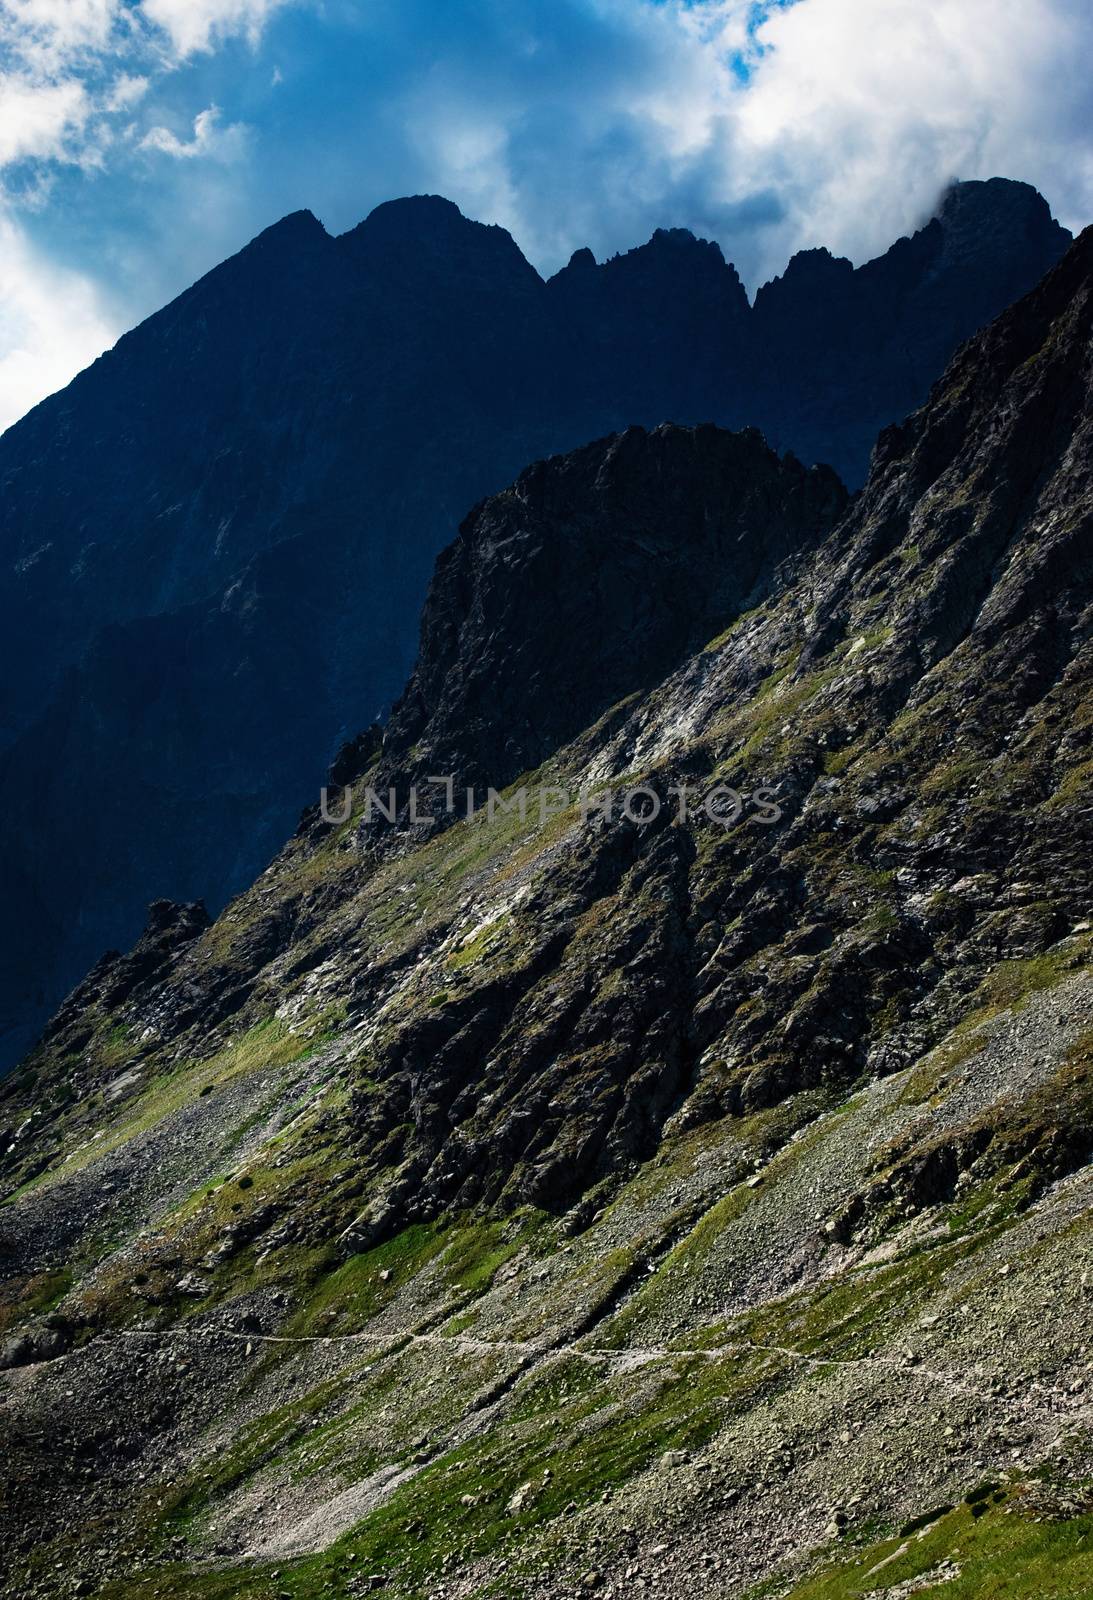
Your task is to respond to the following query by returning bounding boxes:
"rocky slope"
[0,178,1070,1065]
[1,224,1092,1600]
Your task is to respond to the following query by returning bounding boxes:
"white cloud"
[105,72,150,113]
[721,0,1093,278]
[0,73,89,166]
[394,0,1093,287]
[140,0,295,58]
[0,210,117,431]
[140,105,246,161]
[0,0,121,71]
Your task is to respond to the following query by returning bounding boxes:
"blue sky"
[1,0,1091,429]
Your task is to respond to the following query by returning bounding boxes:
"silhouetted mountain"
[0,177,1071,1063]
[751,177,1073,472]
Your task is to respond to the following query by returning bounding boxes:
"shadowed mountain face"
[0,178,1071,1064]
[381,424,848,799]
[1,226,1092,1600]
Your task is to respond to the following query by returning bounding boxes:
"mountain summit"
[0,177,1072,1065]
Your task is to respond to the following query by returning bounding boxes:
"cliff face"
[382,424,847,799]
[1,226,1091,1600]
[0,179,1071,1065]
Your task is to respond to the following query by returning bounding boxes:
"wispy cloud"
[0,209,115,429]
[105,72,150,112]
[140,0,298,59]
[140,105,247,161]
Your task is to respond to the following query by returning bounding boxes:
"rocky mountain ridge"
[0,222,1091,1598]
[0,177,1072,1066]
[378,425,847,808]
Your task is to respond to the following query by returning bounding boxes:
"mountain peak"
[592,226,747,320]
[566,245,597,270]
[342,193,540,280]
[937,174,1065,228]
[627,225,728,266]
[242,207,330,254]
[649,224,710,249]
[353,192,467,234]
[345,193,520,251]
[265,206,326,234]
[380,422,847,797]
[755,245,854,304]
[932,175,1072,265]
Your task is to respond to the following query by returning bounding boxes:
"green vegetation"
[19,1017,321,1195]
[975,941,1092,1015]
[770,1488,1093,1600]
[110,1343,780,1600]
[0,1266,72,1333]
[447,910,513,972]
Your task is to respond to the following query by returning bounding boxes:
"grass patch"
[285,1225,449,1337]
[21,1018,318,1193]
[771,1486,1093,1600]
[0,1266,72,1333]
[975,941,1091,1016]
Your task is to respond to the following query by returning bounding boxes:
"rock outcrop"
[382,424,847,803]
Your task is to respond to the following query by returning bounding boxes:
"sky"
[0,0,1091,432]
